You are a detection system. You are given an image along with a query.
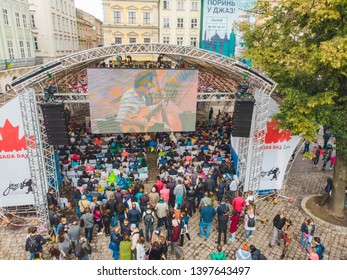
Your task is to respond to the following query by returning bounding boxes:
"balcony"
[0,57,44,71]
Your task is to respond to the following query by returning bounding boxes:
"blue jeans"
[145,224,154,242]
[112,246,120,260]
[85,227,94,243]
[199,220,212,239]
[301,233,312,249]
[229,232,236,241]
[246,230,253,239]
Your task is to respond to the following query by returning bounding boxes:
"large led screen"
[88,69,198,133]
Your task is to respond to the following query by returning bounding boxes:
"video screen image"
[88,69,198,133]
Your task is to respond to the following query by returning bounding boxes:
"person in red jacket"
[229,210,240,242]
[170,219,184,259]
[155,176,164,192]
[232,194,246,214]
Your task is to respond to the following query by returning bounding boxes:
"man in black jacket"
[47,187,57,208]
[269,211,286,247]
[216,209,229,245]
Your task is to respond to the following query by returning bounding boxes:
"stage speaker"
[41,103,68,145]
[231,99,255,137]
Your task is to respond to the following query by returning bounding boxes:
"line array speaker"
[231,99,255,137]
[40,103,68,145]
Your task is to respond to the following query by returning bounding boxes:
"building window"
[30,14,36,28]
[177,18,183,28]
[191,18,198,28]
[128,12,136,24]
[114,37,122,44]
[143,12,150,24]
[3,9,9,25]
[34,37,38,50]
[192,1,198,10]
[7,41,14,59]
[52,15,56,30]
[129,37,137,43]
[113,11,121,23]
[26,41,32,58]
[177,37,183,45]
[190,37,197,47]
[163,37,170,44]
[144,38,151,43]
[177,1,184,10]
[22,14,28,28]
[19,41,25,58]
[163,0,170,10]
[163,17,170,28]
[15,12,21,27]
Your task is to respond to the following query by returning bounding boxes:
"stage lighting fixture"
[116,55,122,61]
[178,56,183,62]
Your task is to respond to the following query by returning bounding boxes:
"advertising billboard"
[200,0,257,57]
[0,97,34,207]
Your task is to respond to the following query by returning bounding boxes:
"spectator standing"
[199,202,216,240]
[229,210,240,242]
[119,234,132,260]
[80,207,94,243]
[136,236,147,260]
[312,237,325,260]
[280,219,294,259]
[109,227,122,260]
[216,210,229,245]
[170,219,184,260]
[244,206,256,241]
[231,193,246,214]
[143,204,156,243]
[269,211,286,247]
[130,224,140,260]
[127,202,142,229]
[67,220,81,254]
[25,227,47,260]
[300,218,315,251]
[155,197,169,229]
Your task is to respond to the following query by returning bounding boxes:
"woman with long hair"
[280,219,294,259]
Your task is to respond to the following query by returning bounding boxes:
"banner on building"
[258,99,300,191]
[200,0,257,57]
[0,97,34,207]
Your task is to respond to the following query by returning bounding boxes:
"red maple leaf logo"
[265,120,292,144]
[0,119,27,152]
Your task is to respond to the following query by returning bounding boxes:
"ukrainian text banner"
[200,0,257,57]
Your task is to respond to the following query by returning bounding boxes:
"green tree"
[239,0,347,218]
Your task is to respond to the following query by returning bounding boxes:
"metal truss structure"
[17,88,51,234]
[35,92,234,103]
[238,85,276,196]
[8,44,277,231]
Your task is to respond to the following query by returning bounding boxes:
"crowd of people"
[24,114,327,261]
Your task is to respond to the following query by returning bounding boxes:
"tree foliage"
[239,0,347,156]
[239,0,347,217]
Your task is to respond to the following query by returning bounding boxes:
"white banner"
[0,97,34,207]
[258,99,300,191]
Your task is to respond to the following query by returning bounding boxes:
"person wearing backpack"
[25,227,47,260]
[244,205,256,241]
[142,204,155,243]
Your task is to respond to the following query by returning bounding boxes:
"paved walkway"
[1,151,346,260]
